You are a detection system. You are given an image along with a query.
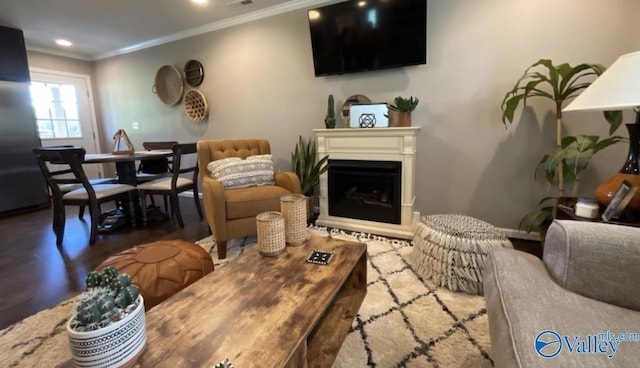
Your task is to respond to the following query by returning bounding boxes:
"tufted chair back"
[196,139,301,259]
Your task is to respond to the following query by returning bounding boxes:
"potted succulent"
[389,96,419,127]
[291,135,329,220]
[67,266,146,368]
[501,59,623,234]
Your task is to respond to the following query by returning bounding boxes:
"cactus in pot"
[70,266,140,332]
[67,266,146,368]
[324,94,336,129]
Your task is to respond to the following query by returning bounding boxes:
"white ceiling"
[0,0,334,61]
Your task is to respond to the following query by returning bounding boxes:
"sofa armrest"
[543,220,640,311]
[200,176,228,241]
[275,171,302,195]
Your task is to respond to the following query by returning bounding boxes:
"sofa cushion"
[485,246,640,368]
[544,220,640,311]
[207,155,275,189]
[224,185,291,220]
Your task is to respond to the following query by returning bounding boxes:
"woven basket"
[256,211,285,256]
[152,65,184,105]
[183,89,208,122]
[280,194,308,246]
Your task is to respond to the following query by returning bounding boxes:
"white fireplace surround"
[314,127,421,239]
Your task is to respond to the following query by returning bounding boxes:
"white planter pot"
[67,295,146,368]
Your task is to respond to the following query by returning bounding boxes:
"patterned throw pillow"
[207,155,275,189]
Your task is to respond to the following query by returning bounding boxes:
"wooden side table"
[555,196,640,227]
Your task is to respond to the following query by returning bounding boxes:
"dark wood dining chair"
[33,146,137,246]
[137,143,203,227]
[137,141,178,212]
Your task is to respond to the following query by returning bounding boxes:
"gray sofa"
[484,220,640,367]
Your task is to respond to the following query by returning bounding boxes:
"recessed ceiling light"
[308,10,320,20]
[55,39,72,47]
[191,0,209,5]
[358,1,367,7]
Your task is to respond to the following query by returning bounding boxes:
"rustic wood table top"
[58,234,367,368]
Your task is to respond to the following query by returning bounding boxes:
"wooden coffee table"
[60,234,366,367]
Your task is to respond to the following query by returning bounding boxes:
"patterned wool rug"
[0,228,493,368]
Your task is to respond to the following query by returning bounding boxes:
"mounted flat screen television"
[308,0,427,76]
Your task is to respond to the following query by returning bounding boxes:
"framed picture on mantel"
[349,103,389,128]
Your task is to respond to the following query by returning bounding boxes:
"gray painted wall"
[28,0,640,232]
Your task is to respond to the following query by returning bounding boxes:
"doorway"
[29,69,104,178]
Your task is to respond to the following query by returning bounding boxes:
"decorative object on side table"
[500,58,624,234]
[601,180,638,222]
[256,211,286,256]
[280,194,308,246]
[574,197,600,219]
[563,51,640,211]
[306,249,334,265]
[67,266,146,368]
[388,96,419,127]
[291,135,329,221]
[324,94,336,128]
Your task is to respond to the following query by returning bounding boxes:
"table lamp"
[563,50,640,210]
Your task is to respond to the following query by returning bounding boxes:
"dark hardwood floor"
[0,197,210,330]
[0,198,542,331]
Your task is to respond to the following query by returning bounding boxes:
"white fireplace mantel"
[313,127,421,239]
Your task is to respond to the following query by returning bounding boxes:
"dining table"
[83,150,173,230]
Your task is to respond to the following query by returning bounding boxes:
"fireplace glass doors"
[328,159,401,224]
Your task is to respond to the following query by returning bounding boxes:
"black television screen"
[0,25,31,83]
[308,0,427,76]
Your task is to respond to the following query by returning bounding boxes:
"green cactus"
[70,267,141,332]
[324,94,336,129]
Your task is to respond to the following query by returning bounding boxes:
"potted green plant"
[324,94,336,129]
[501,59,623,233]
[291,135,329,220]
[389,96,419,127]
[67,266,146,368]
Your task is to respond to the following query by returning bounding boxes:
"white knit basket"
[280,194,308,246]
[256,211,286,256]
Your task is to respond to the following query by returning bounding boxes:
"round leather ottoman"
[97,239,214,310]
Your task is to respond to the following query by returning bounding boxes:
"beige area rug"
[0,228,492,368]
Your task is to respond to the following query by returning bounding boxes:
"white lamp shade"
[563,50,640,112]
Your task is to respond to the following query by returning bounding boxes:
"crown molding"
[26,46,93,61]
[94,0,336,60]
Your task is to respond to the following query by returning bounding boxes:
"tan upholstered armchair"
[197,139,301,259]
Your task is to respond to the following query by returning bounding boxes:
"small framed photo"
[601,180,637,222]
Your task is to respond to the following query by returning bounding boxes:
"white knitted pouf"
[408,214,513,295]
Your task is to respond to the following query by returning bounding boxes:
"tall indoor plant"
[291,135,329,219]
[501,59,623,232]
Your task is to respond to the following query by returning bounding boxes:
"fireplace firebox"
[328,159,401,224]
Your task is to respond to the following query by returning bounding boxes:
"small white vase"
[67,295,146,368]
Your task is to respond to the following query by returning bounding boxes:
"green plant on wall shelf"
[501,59,623,232]
[291,135,329,196]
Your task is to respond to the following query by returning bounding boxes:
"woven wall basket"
[152,65,184,105]
[256,211,286,257]
[183,89,208,122]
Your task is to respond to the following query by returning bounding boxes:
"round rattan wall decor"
[152,65,184,105]
[183,89,208,122]
[184,59,205,87]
